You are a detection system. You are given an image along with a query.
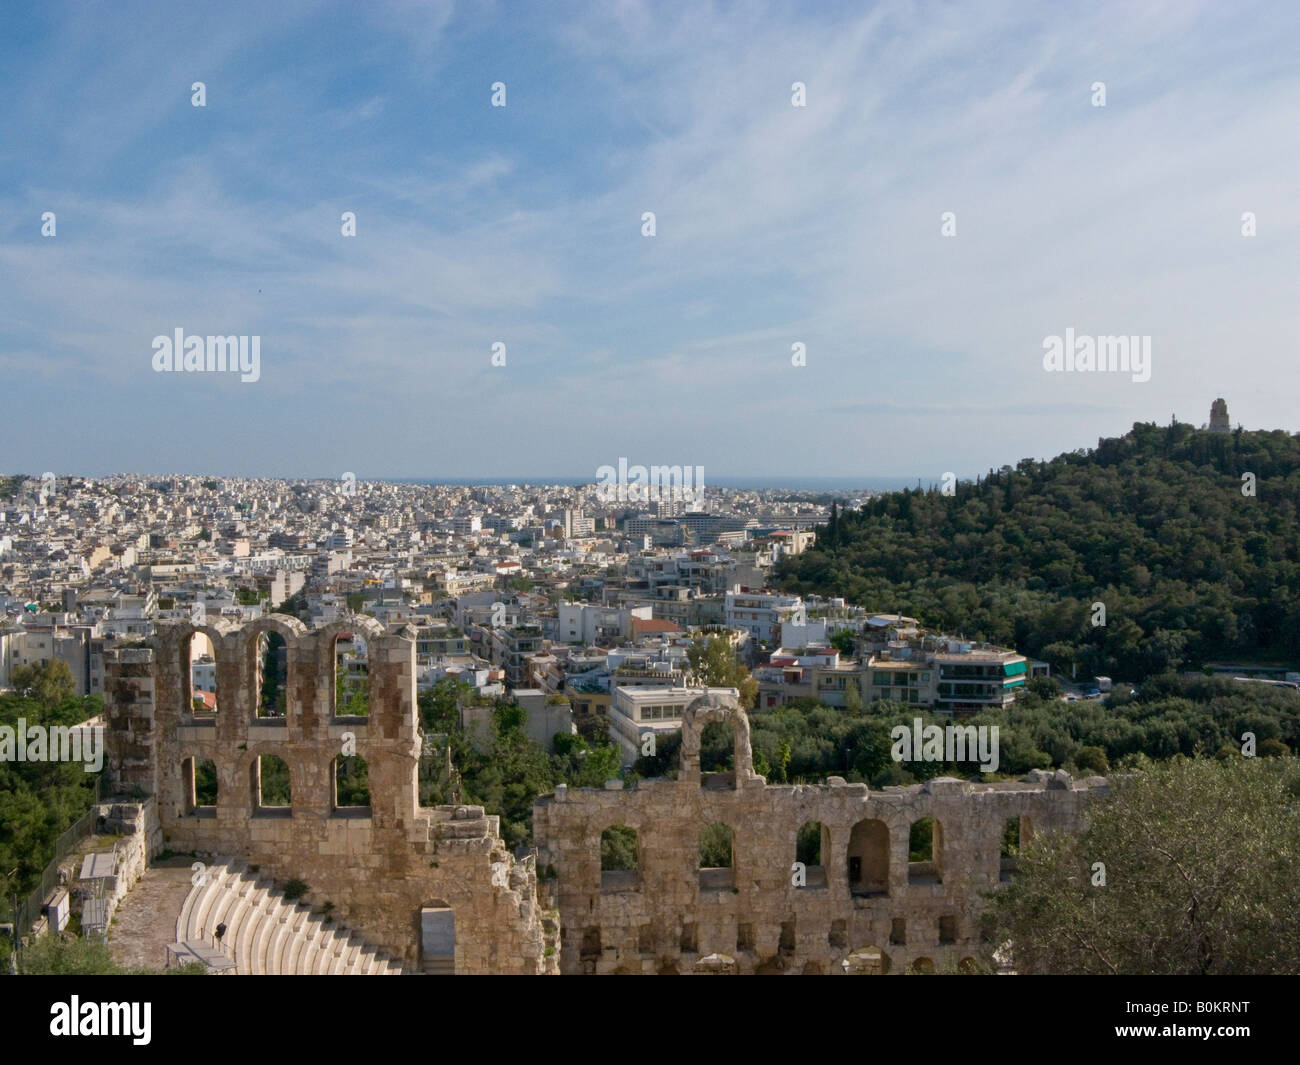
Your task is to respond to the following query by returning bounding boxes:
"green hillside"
[778,421,1300,679]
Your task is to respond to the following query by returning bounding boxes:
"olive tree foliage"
[990,755,1300,974]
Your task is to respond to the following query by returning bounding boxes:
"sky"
[2,0,1299,483]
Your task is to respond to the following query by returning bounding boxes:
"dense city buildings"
[0,473,1036,742]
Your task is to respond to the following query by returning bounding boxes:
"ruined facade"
[102,617,1103,975]
[535,693,1106,974]
[103,615,558,973]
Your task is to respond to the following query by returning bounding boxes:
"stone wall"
[76,798,160,929]
[101,617,1103,976]
[534,695,1106,974]
[102,617,559,973]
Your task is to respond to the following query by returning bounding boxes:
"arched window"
[333,633,370,718]
[256,631,288,718]
[333,755,370,812]
[909,817,944,885]
[1000,816,1024,880]
[699,823,734,890]
[188,633,217,715]
[698,719,736,789]
[600,825,638,892]
[183,757,218,816]
[795,821,828,888]
[847,819,889,896]
[252,754,291,815]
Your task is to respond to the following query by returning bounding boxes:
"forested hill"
[776,421,1300,679]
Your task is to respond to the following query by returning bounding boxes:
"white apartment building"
[725,588,803,645]
[557,603,653,645]
[608,684,739,761]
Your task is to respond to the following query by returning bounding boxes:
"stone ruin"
[534,694,1107,974]
[103,614,558,973]
[102,616,1105,974]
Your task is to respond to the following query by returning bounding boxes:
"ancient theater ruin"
[534,692,1107,974]
[103,615,559,974]
[102,615,1105,975]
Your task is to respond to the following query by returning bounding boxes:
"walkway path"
[107,856,195,972]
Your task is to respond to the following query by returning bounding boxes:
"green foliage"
[235,587,261,606]
[334,662,369,717]
[908,818,933,862]
[7,659,76,709]
[686,636,757,708]
[991,756,1300,973]
[829,628,856,656]
[334,756,370,806]
[699,823,733,868]
[796,821,823,865]
[600,825,638,871]
[194,759,218,805]
[258,755,291,806]
[17,935,121,974]
[779,423,1300,677]
[632,729,682,778]
[282,878,308,901]
[5,933,205,975]
[552,731,587,757]
[420,695,629,848]
[1001,816,1020,857]
[417,677,480,732]
[259,631,287,716]
[738,675,1300,787]
[1074,745,1109,774]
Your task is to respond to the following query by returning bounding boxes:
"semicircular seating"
[174,859,405,974]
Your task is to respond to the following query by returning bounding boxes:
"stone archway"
[679,693,755,785]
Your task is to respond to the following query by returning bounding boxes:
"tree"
[600,825,637,871]
[8,659,76,709]
[829,628,856,656]
[843,677,863,712]
[686,636,757,709]
[990,756,1300,974]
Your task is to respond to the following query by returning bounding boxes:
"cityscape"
[2,0,1296,1036]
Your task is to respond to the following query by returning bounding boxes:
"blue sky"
[2,0,1299,482]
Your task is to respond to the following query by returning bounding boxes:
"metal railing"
[9,777,103,939]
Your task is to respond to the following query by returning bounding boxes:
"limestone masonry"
[103,615,1105,974]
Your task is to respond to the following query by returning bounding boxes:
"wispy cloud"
[2,0,1298,478]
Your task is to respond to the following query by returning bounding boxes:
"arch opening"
[256,630,288,719]
[600,824,639,892]
[333,754,371,813]
[795,821,828,889]
[253,754,291,816]
[699,822,734,890]
[909,817,944,885]
[847,818,889,897]
[333,633,370,718]
[188,632,217,715]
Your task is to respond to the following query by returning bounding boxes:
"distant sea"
[389,475,926,493]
